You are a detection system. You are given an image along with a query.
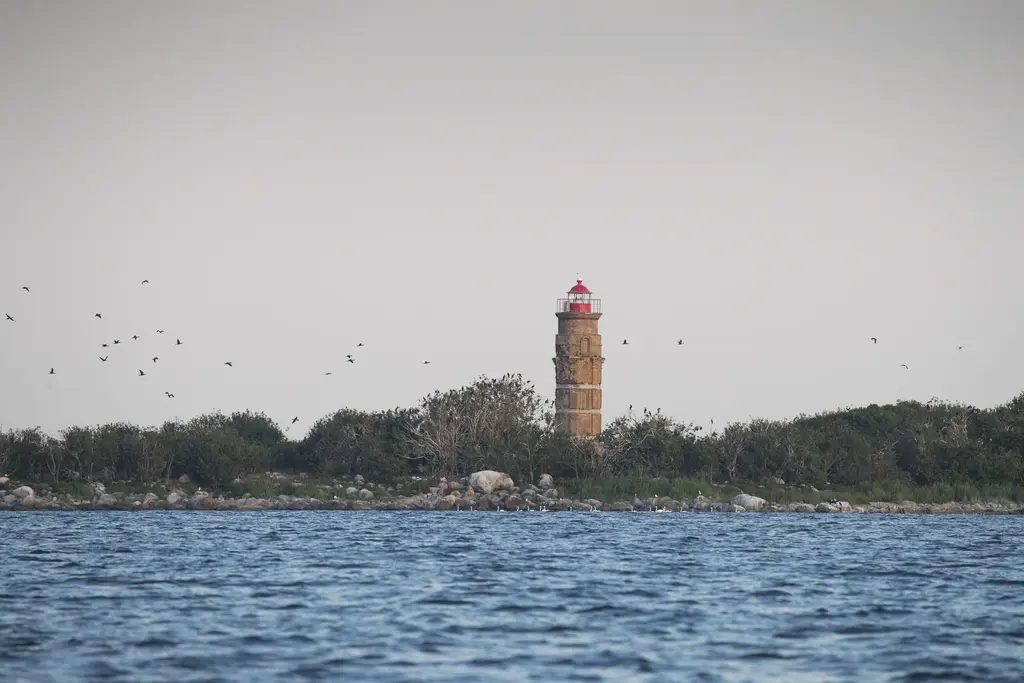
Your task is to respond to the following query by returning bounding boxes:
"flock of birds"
[620,335,963,371]
[4,280,439,430]
[7,280,968,433]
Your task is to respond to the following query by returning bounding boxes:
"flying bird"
[49,368,55,375]
[900,364,909,370]
[141,279,149,284]
[101,343,109,348]
[94,313,102,319]
[324,372,332,376]
[99,356,108,362]
[152,357,159,363]
[5,314,13,322]
[347,358,355,364]
[291,417,299,424]
[165,392,174,398]
[871,337,877,344]
[21,286,29,292]
[131,335,140,340]
[677,339,684,346]
[224,362,233,367]
[622,339,629,345]
[156,329,164,334]
[138,369,146,376]
[176,339,182,346]
[423,360,431,364]
[357,342,364,347]
[957,345,963,350]
[113,340,121,345]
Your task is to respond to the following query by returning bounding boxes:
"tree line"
[2,373,1022,490]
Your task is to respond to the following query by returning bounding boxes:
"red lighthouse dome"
[566,279,594,312]
[568,279,591,294]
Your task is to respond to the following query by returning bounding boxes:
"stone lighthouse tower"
[553,279,604,437]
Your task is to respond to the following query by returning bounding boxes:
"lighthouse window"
[581,337,591,354]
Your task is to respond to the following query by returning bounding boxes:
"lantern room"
[557,279,602,314]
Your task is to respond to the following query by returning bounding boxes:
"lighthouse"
[553,279,604,437]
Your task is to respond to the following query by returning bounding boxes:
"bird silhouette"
[622,339,629,345]
[141,279,149,284]
[21,286,29,292]
[423,360,431,364]
[101,343,109,348]
[957,346,963,350]
[94,313,102,319]
[677,339,683,345]
[871,337,877,344]
[346,354,352,359]
[357,342,364,347]
[99,356,108,362]
[291,417,299,424]
[138,369,146,376]
[176,339,182,345]
[156,329,164,334]
[131,335,139,340]
[224,362,233,367]
[324,372,332,376]
[113,340,121,345]
[152,357,159,363]
[5,314,13,322]
[900,364,909,370]
[48,367,55,375]
[165,392,174,398]
[347,358,355,364]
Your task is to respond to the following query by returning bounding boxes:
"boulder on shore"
[12,485,35,500]
[538,473,554,489]
[468,470,514,495]
[732,494,768,511]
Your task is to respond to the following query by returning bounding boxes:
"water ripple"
[1,511,1023,682]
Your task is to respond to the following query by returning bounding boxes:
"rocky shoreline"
[1,471,1021,515]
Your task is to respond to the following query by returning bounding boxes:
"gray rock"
[538,473,555,489]
[12,485,35,500]
[178,474,190,484]
[166,491,182,505]
[468,470,515,495]
[0,476,10,486]
[96,493,117,507]
[354,475,365,485]
[345,487,358,498]
[793,503,816,513]
[732,494,768,511]
[358,488,374,501]
[815,502,840,513]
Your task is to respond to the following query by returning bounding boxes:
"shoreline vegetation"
[3,374,1023,514]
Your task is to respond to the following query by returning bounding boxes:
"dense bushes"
[1,374,1023,490]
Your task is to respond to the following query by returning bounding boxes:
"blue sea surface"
[1,511,1022,682]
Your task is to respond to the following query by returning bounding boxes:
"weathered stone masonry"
[553,279,604,437]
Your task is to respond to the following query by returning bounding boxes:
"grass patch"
[564,476,715,503]
[50,481,94,500]
[563,476,1024,505]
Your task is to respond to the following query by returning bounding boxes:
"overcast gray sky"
[1,0,1022,435]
